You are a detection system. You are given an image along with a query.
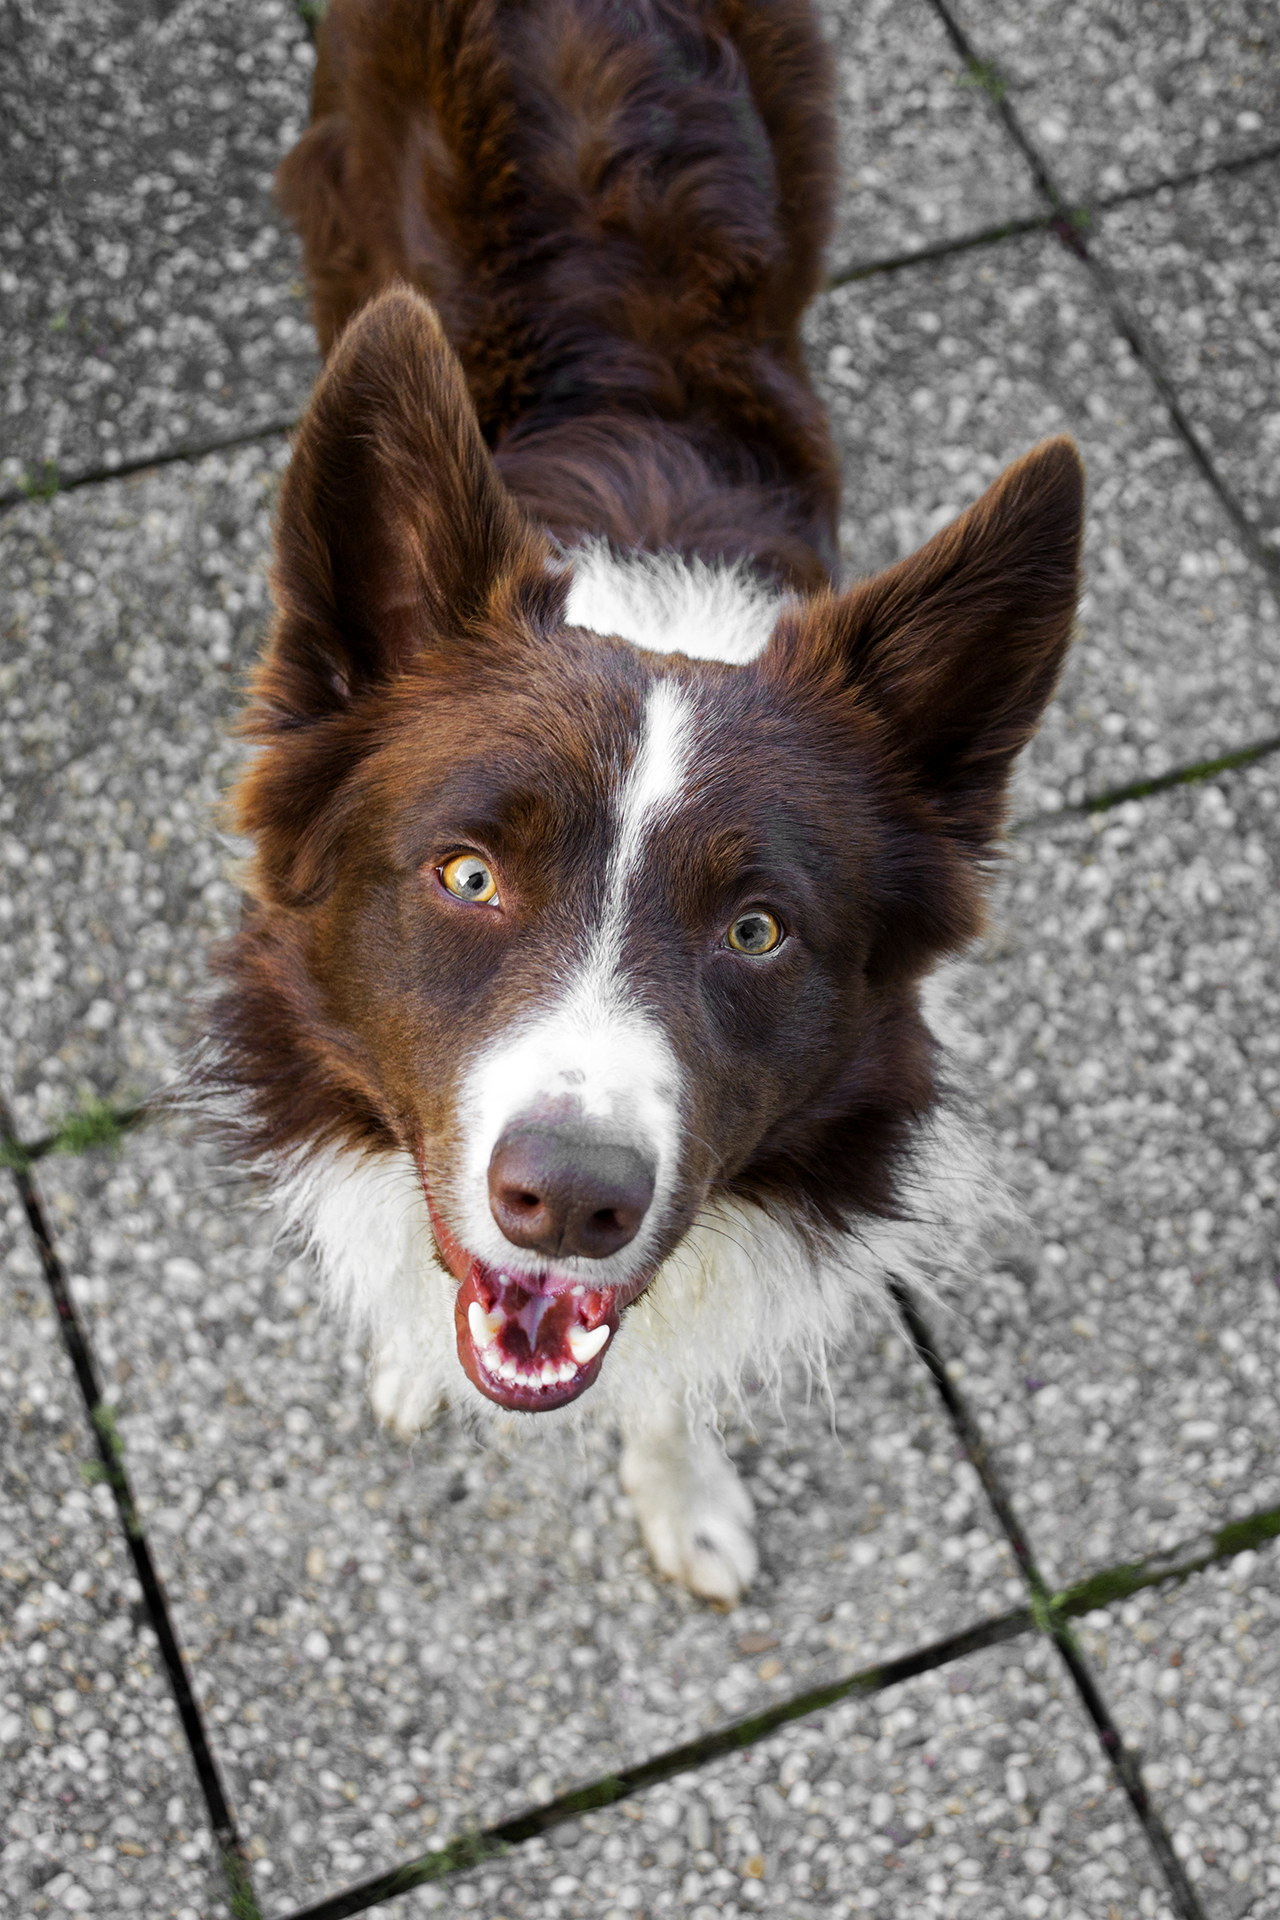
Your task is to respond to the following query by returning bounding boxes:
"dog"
[200,0,1083,1604]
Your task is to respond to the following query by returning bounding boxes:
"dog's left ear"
[257,284,555,725]
[765,436,1085,852]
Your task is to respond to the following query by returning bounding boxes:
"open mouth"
[455,1262,618,1411]
[425,1192,623,1412]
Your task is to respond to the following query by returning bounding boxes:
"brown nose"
[488,1120,656,1259]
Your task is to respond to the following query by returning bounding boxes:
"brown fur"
[276,0,843,587]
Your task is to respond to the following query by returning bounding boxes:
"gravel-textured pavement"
[3,4,1278,1920]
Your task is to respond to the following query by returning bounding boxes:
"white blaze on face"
[451,680,696,1278]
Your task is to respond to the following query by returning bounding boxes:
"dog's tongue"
[453,1261,617,1412]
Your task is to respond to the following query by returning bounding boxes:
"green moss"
[222,1849,265,1920]
[958,58,1007,103]
[19,459,60,500]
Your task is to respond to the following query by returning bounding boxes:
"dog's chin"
[424,1191,642,1412]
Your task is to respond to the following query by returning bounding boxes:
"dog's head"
[219,288,1083,1413]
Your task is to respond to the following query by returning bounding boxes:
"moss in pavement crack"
[957,57,1007,102]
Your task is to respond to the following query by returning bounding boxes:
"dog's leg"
[369,1337,442,1442]
[620,1395,757,1606]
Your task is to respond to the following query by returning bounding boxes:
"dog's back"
[278,0,841,585]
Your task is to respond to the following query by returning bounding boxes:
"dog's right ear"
[255,285,555,726]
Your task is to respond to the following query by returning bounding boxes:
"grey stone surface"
[808,230,1280,812]
[0,1194,229,1920]
[1079,1552,1280,1919]
[5,1,1280,1916]
[422,1637,1166,1918]
[813,0,1040,270]
[946,0,1280,204]
[22,1119,1041,1915]
[1094,156,1280,548]
[0,0,317,486]
[943,764,1280,1587]
[0,446,286,1137]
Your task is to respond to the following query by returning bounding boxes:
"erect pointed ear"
[256,285,555,725]
[766,437,1085,850]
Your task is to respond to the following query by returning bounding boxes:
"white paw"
[369,1344,440,1440]
[621,1426,758,1606]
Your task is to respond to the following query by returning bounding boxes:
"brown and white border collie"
[200,0,1083,1602]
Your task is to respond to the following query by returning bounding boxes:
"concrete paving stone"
[0,1191,230,1919]
[24,1118,1036,1915]
[813,0,1040,271]
[1093,156,1280,549]
[945,0,1280,205]
[808,228,1280,814]
[940,761,1280,1589]
[1077,1548,1280,1920]
[0,0,317,486]
[0,443,288,1138]
[409,1636,1168,1918]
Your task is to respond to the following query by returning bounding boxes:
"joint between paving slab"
[924,0,1280,589]
[890,1276,1210,1920]
[1013,731,1280,833]
[2,1093,257,1909]
[0,416,298,517]
[825,131,1280,291]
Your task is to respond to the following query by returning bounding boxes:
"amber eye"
[726,909,783,956]
[440,853,498,905]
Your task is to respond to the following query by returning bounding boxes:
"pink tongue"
[501,1282,555,1355]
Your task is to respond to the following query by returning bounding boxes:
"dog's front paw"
[369,1343,440,1440]
[621,1426,758,1606]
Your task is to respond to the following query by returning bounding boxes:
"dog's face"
[221,290,1083,1415]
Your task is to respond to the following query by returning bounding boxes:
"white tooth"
[540,1362,559,1385]
[468,1301,504,1348]
[567,1323,610,1365]
[497,1357,519,1383]
[557,1361,576,1383]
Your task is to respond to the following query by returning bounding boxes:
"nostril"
[488,1119,656,1258]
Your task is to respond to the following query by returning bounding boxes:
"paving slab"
[0,444,287,1138]
[23,1117,1039,1916]
[1093,155,1280,549]
[1077,1547,1280,1920]
[0,1190,229,1919]
[0,0,317,487]
[813,0,1040,271]
[945,0,1280,204]
[421,1636,1167,1918]
[940,762,1280,1590]
[808,229,1280,814]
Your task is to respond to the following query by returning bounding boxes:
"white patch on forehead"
[608,677,693,898]
[565,542,786,664]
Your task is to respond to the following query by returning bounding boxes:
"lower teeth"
[486,1352,579,1389]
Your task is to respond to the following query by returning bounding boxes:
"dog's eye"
[726,909,783,955]
[440,854,498,905]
